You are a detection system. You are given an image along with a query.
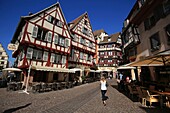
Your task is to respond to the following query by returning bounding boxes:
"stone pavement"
[0,79,170,113]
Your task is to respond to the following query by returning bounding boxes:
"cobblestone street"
[0,79,170,113]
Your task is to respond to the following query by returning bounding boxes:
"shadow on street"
[3,103,31,113]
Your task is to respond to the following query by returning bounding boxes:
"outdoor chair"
[16,82,22,90]
[51,82,57,90]
[136,86,146,106]
[142,89,160,107]
[40,83,47,92]
[165,96,170,108]
[127,85,138,99]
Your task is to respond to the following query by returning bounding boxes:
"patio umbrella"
[2,68,22,71]
[129,50,170,66]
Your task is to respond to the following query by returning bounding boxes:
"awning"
[70,68,82,72]
[32,66,75,73]
[117,66,136,70]
[2,68,22,72]
[129,50,170,66]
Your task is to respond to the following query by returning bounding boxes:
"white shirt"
[100,80,107,90]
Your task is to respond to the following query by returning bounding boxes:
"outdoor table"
[150,90,170,108]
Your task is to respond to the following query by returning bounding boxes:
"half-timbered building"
[98,33,122,72]
[11,3,74,85]
[68,12,96,81]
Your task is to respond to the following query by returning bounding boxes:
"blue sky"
[0,0,136,65]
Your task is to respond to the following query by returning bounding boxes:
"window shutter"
[50,53,55,62]
[54,34,59,44]
[43,51,48,61]
[32,26,38,38]
[61,56,66,64]
[46,32,52,42]
[65,39,70,47]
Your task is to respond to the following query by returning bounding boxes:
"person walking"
[100,76,108,106]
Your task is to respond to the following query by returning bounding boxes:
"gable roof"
[68,12,87,30]
[11,2,70,43]
[99,32,120,44]
[93,29,106,37]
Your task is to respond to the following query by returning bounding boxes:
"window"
[61,56,66,64]
[55,19,63,28]
[80,37,85,45]
[46,32,52,42]
[43,51,48,61]
[82,27,88,35]
[0,52,2,55]
[1,62,4,64]
[73,34,78,42]
[32,49,42,60]
[50,53,55,62]
[47,15,52,22]
[32,26,38,38]
[108,60,112,62]
[80,52,83,60]
[150,33,160,52]
[163,0,170,15]
[108,51,112,56]
[26,47,33,59]
[55,54,61,63]
[54,34,59,44]
[88,55,92,61]
[89,41,92,48]
[144,15,156,30]
[100,52,104,55]
[165,24,170,45]
[37,27,48,40]
[108,44,112,48]
[84,20,88,25]
[59,36,65,46]
[1,57,5,60]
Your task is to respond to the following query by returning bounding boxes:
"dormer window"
[55,19,63,28]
